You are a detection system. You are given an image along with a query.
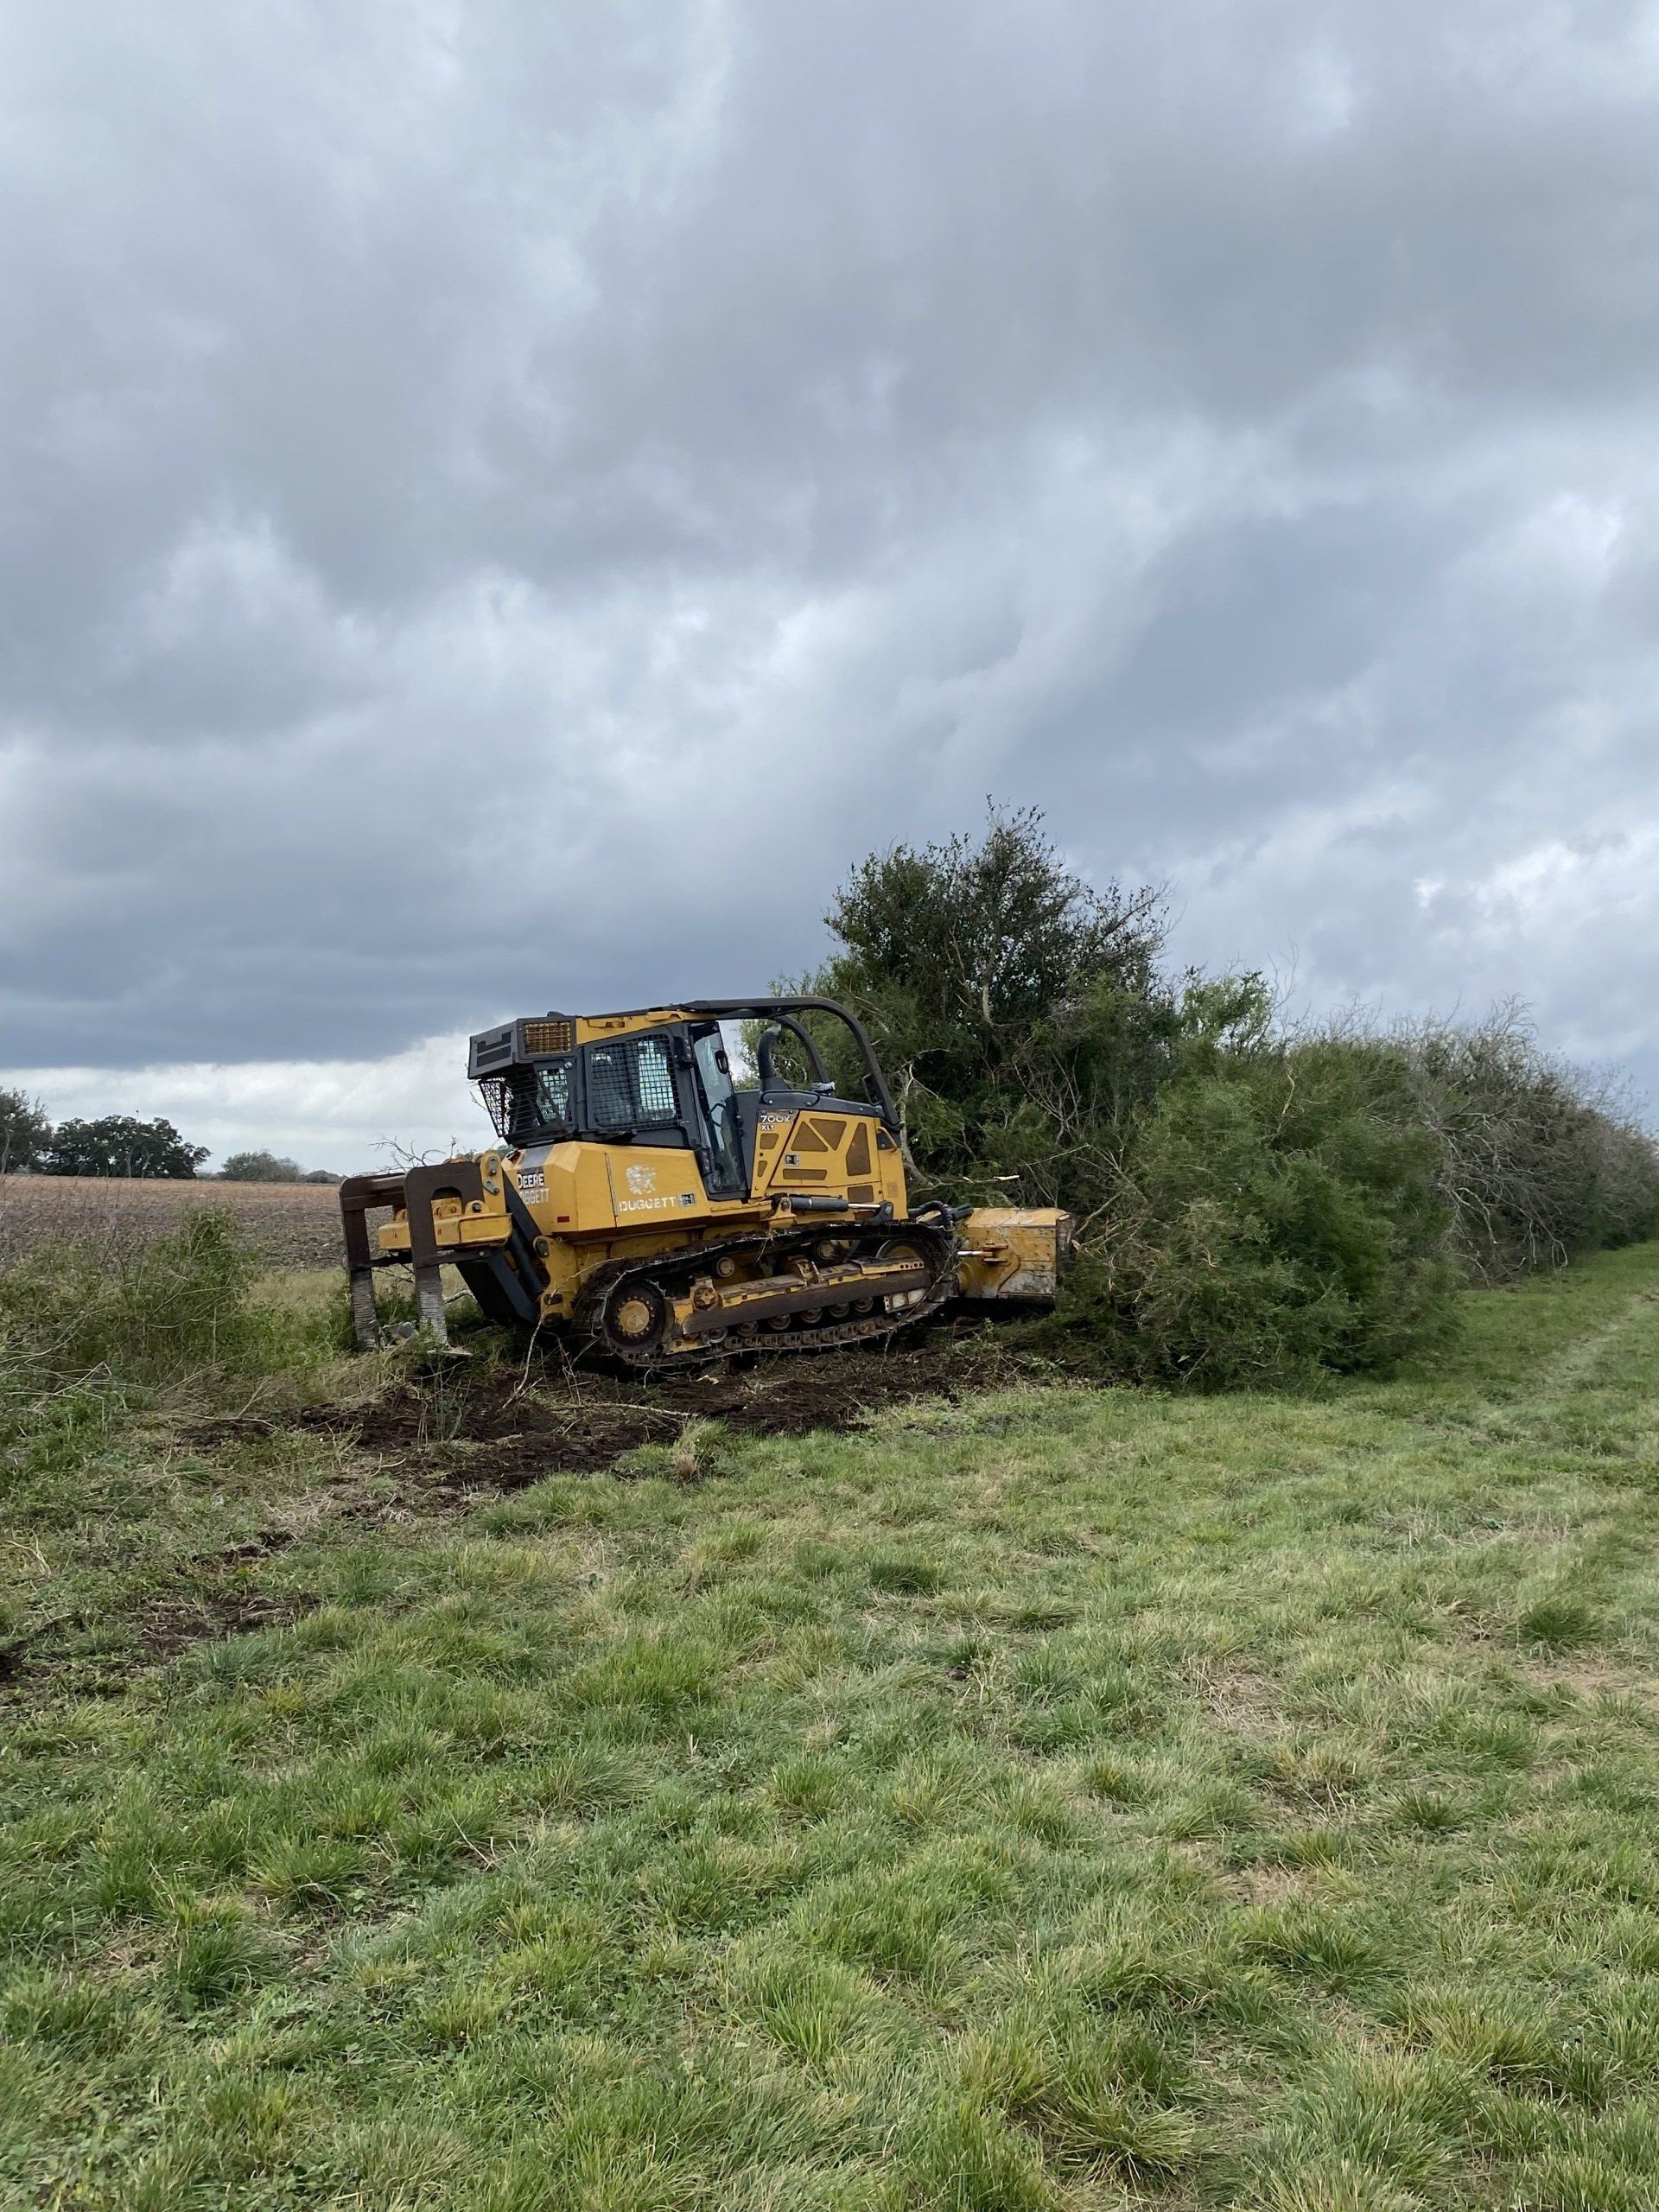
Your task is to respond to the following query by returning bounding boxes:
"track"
[572,1216,962,1372]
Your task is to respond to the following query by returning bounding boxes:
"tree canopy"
[0,1089,52,1174]
[802,806,1173,1204]
[219,1150,305,1182]
[45,1115,208,1179]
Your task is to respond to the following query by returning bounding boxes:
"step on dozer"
[340,996,1071,1369]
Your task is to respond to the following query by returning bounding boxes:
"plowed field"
[0,1173,343,1268]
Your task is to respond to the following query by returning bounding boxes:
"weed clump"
[0,1206,323,1458]
[615,1416,738,1483]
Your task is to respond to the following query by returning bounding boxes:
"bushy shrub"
[1063,1016,1458,1385]
[219,1150,306,1183]
[0,1210,272,1454]
[1393,1007,1659,1276]
[214,1151,337,1184]
[805,810,1656,1388]
[0,1207,264,1387]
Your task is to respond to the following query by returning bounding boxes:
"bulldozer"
[340,997,1070,1369]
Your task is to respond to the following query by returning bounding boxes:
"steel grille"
[588,1036,678,1130]
[523,1019,574,1055]
[478,1072,521,1142]
[534,1058,573,1126]
[479,1057,573,1143]
[636,1039,676,1117]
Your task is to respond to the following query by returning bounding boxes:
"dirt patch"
[1,1573,318,1697]
[0,1616,86,1683]
[1192,1664,1284,1738]
[1521,1657,1653,1707]
[298,1315,1048,1493]
[173,1412,283,1449]
[133,1586,317,1661]
[210,1529,299,1564]
[1219,1862,1318,1906]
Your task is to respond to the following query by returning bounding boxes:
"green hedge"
[801,811,1659,1387]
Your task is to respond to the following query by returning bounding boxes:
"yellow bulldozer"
[340,997,1070,1368]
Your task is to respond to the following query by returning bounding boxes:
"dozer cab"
[340,997,1070,1368]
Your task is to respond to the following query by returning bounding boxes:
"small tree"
[219,1150,305,1183]
[0,1089,52,1175]
[45,1115,208,1179]
[804,804,1172,1206]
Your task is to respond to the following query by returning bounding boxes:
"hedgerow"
[800,810,1659,1384]
[1392,1004,1659,1275]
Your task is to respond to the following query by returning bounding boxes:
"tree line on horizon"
[0,1096,335,1185]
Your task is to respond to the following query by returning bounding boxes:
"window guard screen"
[479,1056,574,1144]
[587,1036,679,1132]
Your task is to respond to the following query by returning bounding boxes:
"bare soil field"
[0,1173,344,1269]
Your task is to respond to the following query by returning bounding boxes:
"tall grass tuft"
[0,1207,301,1458]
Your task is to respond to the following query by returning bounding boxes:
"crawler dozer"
[340,997,1070,1369]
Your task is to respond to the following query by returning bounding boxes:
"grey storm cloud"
[4,0,1659,1103]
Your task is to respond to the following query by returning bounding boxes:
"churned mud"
[298,1313,1052,1491]
[3,1318,1060,1698]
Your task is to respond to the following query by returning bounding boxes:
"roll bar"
[753,1014,826,1094]
[683,997,900,1133]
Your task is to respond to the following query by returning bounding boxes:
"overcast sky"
[5,2,1658,1170]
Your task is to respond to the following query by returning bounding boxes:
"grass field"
[4,1247,1659,2209]
[0,1176,344,1271]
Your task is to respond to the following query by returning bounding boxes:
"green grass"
[4,1249,1659,2208]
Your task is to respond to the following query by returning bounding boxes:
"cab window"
[587,1035,679,1133]
[693,1026,744,1194]
[482,1054,574,1145]
[533,1057,573,1128]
